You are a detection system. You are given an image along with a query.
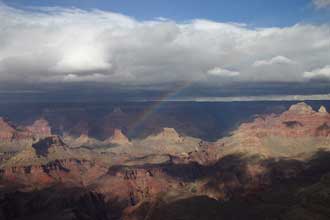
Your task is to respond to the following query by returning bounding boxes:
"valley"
[1,102,330,219]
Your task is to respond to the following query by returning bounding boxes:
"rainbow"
[127,81,192,135]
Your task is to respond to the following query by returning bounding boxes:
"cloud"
[207,67,239,77]
[253,56,295,67]
[304,65,330,78]
[313,0,330,9]
[0,4,329,87]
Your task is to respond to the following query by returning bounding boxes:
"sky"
[0,0,329,100]
[3,0,330,26]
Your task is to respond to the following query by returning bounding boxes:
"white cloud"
[304,65,330,78]
[253,56,295,67]
[207,67,240,77]
[0,4,329,86]
[313,0,330,9]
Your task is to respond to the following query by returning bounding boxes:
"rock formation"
[107,128,131,145]
[318,105,328,114]
[146,127,184,143]
[26,118,52,139]
[2,102,330,220]
[65,133,102,148]
[0,117,53,149]
[0,117,16,142]
[185,102,330,161]
[0,117,35,151]
[1,135,108,189]
[102,107,129,139]
[287,102,315,114]
[3,136,71,166]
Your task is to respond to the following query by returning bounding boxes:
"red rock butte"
[108,128,131,145]
[149,127,184,143]
[26,118,52,139]
[0,117,16,141]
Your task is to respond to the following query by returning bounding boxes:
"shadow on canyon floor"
[126,150,330,220]
[2,150,330,220]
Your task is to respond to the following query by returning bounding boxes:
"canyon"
[1,102,330,220]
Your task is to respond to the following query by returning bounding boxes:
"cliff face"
[107,129,131,146]
[95,166,176,207]
[0,118,35,152]
[1,158,107,188]
[237,102,330,138]
[146,128,184,143]
[0,136,108,189]
[0,118,53,152]
[206,103,330,158]
[26,118,51,139]
[0,118,35,142]
[0,118,16,141]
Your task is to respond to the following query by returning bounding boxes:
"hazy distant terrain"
[1,101,329,141]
